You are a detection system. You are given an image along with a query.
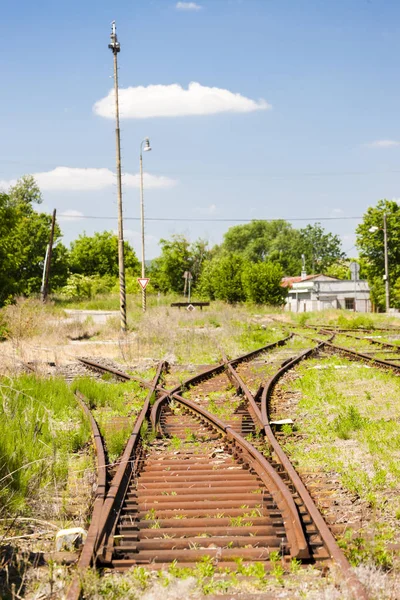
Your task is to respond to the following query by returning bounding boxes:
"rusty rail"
[66,391,108,599]
[259,343,368,599]
[325,341,400,372]
[151,392,309,559]
[65,360,168,600]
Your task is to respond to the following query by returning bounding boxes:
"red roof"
[281,274,321,288]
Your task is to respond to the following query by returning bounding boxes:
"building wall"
[285,278,372,313]
[286,296,372,313]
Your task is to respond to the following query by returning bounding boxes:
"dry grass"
[0,299,287,374]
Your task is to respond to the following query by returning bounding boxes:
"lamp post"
[369,213,390,312]
[140,137,152,312]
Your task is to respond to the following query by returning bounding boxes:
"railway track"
[66,334,369,599]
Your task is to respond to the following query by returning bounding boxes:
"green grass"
[290,308,400,330]
[71,377,148,462]
[236,323,287,353]
[280,355,400,567]
[0,375,90,514]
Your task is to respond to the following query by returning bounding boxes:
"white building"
[283,274,371,313]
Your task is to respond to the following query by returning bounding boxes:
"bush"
[57,274,116,301]
[242,262,285,305]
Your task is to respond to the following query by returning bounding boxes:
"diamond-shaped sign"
[138,278,150,290]
[186,304,195,312]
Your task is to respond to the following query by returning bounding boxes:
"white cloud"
[0,167,177,192]
[93,82,271,119]
[176,2,202,10]
[366,139,400,148]
[58,210,84,221]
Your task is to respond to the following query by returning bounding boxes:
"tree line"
[0,176,397,309]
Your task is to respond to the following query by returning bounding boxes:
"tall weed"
[0,375,90,514]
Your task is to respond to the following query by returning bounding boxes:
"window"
[345,298,355,310]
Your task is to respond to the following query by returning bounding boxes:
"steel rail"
[151,392,309,559]
[66,391,108,600]
[94,361,168,563]
[333,330,400,352]
[65,360,168,600]
[259,343,368,600]
[325,341,400,372]
[77,334,293,393]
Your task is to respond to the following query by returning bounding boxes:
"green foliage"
[297,223,345,273]
[333,405,368,440]
[58,273,116,301]
[336,313,375,330]
[242,262,285,305]
[0,176,69,305]
[325,258,365,280]
[71,377,147,462]
[222,219,302,273]
[197,253,246,303]
[0,375,90,513]
[150,235,210,293]
[356,199,400,309]
[69,231,139,277]
[220,220,344,275]
[339,529,394,570]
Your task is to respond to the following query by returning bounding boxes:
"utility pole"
[383,212,390,312]
[109,21,127,332]
[41,209,56,302]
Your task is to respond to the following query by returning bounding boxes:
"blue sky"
[1,0,400,260]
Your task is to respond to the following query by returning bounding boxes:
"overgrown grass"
[289,309,400,330]
[279,355,400,567]
[71,377,148,462]
[0,375,90,514]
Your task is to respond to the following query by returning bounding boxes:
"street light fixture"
[368,214,389,312]
[140,137,152,312]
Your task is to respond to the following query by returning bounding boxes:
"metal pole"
[188,275,191,304]
[41,209,56,302]
[384,212,390,312]
[109,22,127,332]
[139,150,146,312]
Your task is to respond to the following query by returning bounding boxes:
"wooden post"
[41,209,56,302]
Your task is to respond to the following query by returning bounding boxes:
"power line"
[59,215,364,223]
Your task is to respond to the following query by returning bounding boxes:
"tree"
[222,220,301,274]
[325,258,366,281]
[356,199,400,309]
[296,223,345,274]
[0,176,69,304]
[150,235,210,294]
[242,262,286,305]
[220,220,344,276]
[197,253,246,303]
[69,231,140,278]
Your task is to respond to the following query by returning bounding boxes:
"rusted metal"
[334,330,400,352]
[66,334,368,597]
[325,341,400,372]
[163,393,310,559]
[95,361,168,562]
[260,344,368,600]
[66,360,167,600]
[65,391,107,600]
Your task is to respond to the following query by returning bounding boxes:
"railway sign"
[137,278,150,290]
[186,304,195,312]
